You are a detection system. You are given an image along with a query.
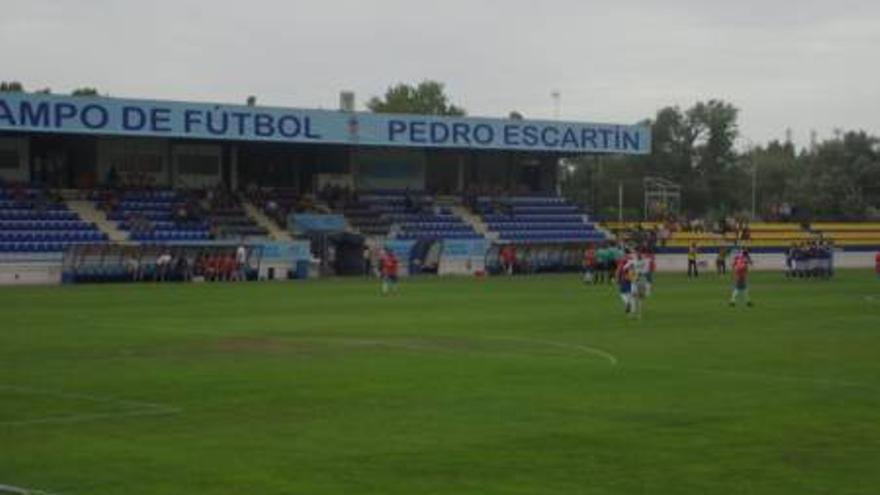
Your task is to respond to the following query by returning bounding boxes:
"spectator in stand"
[658,224,670,247]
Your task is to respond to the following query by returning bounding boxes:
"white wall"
[654,251,877,272]
[0,262,62,285]
[0,137,30,183]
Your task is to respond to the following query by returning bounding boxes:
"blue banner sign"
[289,214,348,233]
[259,240,312,263]
[383,240,417,261]
[442,239,490,259]
[0,93,650,154]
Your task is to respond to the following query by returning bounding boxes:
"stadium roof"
[0,93,650,155]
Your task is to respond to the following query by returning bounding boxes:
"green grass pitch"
[2,271,879,494]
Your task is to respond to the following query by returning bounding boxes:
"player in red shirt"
[222,254,236,281]
[582,244,596,284]
[729,250,753,307]
[875,250,880,278]
[380,249,400,295]
[500,245,517,276]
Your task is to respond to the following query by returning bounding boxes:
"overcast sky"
[3,0,879,147]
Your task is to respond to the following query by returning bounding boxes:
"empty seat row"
[477,197,564,205]
[399,228,474,237]
[118,221,208,231]
[111,190,178,200]
[396,232,484,240]
[488,221,594,230]
[129,231,210,241]
[0,231,106,242]
[400,222,472,231]
[0,201,68,210]
[484,214,585,222]
[0,189,47,199]
[0,210,79,220]
[501,231,605,241]
[108,211,174,221]
[386,213,458,222]
[0,220,94,230]
[508,197,566,205]
[0,241,102,252]
[509,206,580,214]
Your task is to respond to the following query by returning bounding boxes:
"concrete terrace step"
[65,199,128,242]
[241,200,293,241]
[451,204,495,240]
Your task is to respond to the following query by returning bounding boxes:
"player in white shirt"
[235,244,248,281]
[629,251,651,317]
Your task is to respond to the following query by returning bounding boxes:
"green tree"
[561,100,741,219]
[367,81,465,116]
[0,81,25,92]
[71,87,100,97]
[788,131,880,220]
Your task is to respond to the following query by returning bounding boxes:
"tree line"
[0,81,100,96]
[563,100,880,222]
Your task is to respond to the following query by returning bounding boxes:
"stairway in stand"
[241,200,293,241]
[65,199,128,242]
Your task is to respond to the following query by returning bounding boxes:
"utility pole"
[751,150,757,220]
[551,90,560,119]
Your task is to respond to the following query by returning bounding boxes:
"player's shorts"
[383,274,398,283]
[734,278,747,290]
[619,281,631,294]
[633,281,648,297]
[646,272,654,283]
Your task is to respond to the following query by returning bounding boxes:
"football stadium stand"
[92,189,211,242]
[476,195,607,243]
[0,186,107,252]
[362,191,482,241]
[603,221,880,251]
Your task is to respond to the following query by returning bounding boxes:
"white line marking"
[488,336,619,366]
[0,408,180,427]
[0,384,172,410]
[0,483,61,495]
[0,384,181,428]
